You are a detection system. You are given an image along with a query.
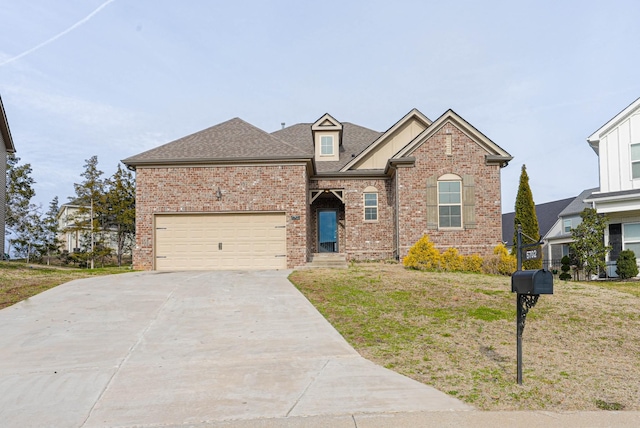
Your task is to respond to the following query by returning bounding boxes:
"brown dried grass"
[289,262,640,410]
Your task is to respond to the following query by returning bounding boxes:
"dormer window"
[312,113,342,162]
[321,136,334,156]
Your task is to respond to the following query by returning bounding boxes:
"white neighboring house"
[1,96,16,258]
[542,188,598,270]
[584,97,640,276]
[57,203,85,253]
[57,202,118,254]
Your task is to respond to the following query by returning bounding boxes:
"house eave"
[486,155,513,167]
[0,95,16,153]
[310,170,390,180]
[122,156,314,170]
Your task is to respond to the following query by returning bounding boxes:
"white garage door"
[154,213,287,271]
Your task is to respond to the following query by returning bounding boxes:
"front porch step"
[298,253,348,269]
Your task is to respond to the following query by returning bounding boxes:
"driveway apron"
[0,270,469,427]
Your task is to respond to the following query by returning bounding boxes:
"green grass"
[0,261,132,309]
[290,263,640,411]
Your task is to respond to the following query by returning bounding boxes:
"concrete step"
[297,253,349,269]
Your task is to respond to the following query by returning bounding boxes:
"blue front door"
[318,210,338,253]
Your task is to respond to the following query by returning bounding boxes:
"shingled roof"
[502,197,575,247]
[122,117,311,167]
[272,122,382,173]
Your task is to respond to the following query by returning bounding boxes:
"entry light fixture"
[216,187,223,200]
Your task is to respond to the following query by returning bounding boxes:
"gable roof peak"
[312,113,342,131]
[587,96,640,154]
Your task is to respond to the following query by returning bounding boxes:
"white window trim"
[623,222,640,252]
[563,219,572,233]
[631,143,640,180]
[363,190,378,222]
[320,135,334,156]
[437,179,462,229]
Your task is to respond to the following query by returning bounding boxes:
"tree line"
[5,155,135,267]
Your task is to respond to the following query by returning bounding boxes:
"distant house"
[542,188,598,269]
[584,97,640,275]
[502,196,575,261]
[56,201,119,255]
[0,96,16,258]
[124,108,512,271]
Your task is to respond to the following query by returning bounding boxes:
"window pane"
[624,223,640,241]
[438,181,461,203]
[633,162,640,179]
[320,136,333,155]
[563,219,572,233]
[624,242,640,257]
[365,207,377,220]
[439,206,461,228]
[364,193,377,206]
[631,144,640,161]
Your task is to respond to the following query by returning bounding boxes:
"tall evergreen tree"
[103,165,135,266]
[5,154,37,258]
[513,164,542,269]
[42,196,61,265]
[71,155,105,269]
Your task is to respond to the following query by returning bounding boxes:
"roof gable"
[123,117,311,167]
[311,113,343,131]
[394,109,512,166]
[342,108,431,171]
[587,97,640,155]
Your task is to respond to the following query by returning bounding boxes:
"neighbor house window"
[623,223,640,256]
[364,188,378,221]
[438,180,461,228]
[320,136,334,155]
[632,144,640,179]
[563,219,572,233]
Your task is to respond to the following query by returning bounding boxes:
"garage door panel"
[155,213,287,271]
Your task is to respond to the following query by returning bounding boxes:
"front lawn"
[0,262,131,310]
[290,262,640,411]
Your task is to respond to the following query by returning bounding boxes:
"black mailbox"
[511,269,553,295]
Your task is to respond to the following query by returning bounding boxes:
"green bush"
[616,249,639,279]
[559,255,572,281]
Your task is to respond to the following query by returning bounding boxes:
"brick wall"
[397,122,504,258]
[134,164,308,270]
[311,178,395,261]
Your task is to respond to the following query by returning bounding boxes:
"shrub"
[559,255,572,281]
[462,254,483,273]
[616,249,639,279]
[403,234,441,271]
[482,243,516,276]
[441,248,463,272]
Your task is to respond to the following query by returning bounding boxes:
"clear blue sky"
[1,0,639,213]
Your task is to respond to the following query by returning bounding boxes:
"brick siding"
[134,164,308,270]
[397,122,503,258]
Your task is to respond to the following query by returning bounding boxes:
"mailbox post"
[512,224,553,385]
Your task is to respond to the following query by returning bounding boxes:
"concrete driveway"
[0,270,469,427]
